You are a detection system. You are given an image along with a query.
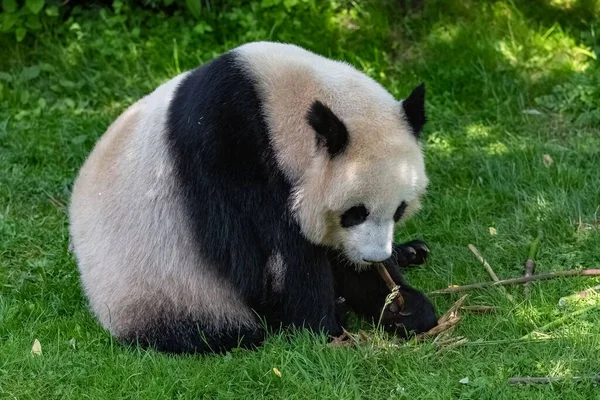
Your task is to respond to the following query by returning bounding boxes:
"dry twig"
[416,294,468,340]
[438,294,469,324]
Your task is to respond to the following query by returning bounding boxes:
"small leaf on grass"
[20,90,30,105]
[186,0,201,18]
[2,0,18,13]
[272,367,282,377]
[16,28,27,42]
[489,227,497,235]
[26,0,45,14]
[59,79,76,89]
[19,65,41,82]
[63,98,76,108]
[71,135,87,145]
[45,5,59,16]
[26,15,42,30]
[543,154,553,167]
[31,339,42,355]
[523,109,543,115]
[0,72,12,82]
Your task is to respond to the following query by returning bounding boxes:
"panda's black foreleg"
[391,239,430,269]
[330,255,437,337]
[263,246,343,337]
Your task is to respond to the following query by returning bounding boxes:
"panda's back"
[69,71,257,339]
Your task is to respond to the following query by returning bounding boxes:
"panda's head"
[294,84,428,267]
[237,42,428,266]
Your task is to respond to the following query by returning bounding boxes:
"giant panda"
[68,41,437,354]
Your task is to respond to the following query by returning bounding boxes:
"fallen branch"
[508,376,600,384]
[524,231,543,299]
[468,244,514,302]
[428,269,600,295]
[521,304,600,339]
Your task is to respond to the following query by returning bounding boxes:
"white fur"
[69,73,257,338]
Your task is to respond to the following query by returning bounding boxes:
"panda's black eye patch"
[341,205,369,228]
[394,201,408,222]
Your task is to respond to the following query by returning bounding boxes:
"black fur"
[166,51,341,352]
[306,100,349,157]
[122,320,265,355]
[340,205,369,228]
[402,83,427,138]
[393,201,408,222]
[392,239,430,268]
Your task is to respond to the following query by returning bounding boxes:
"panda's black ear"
[401,83,426,139]
[306,100,349,157]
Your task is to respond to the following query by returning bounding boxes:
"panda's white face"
[287,97,428,267]
[325,156,428,266]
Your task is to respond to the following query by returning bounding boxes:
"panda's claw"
[391,240,430,268]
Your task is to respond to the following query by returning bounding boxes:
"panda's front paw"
[391,240,430,269]
[379,287,438,338]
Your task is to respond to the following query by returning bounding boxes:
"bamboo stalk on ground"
[558,285,600,307]
[428,269,600,295]
[508,376,600,384]
[468,244,514,302]
[524,231,543,299]
[521,304,600,339]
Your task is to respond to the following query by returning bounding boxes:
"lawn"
[1,0,600,398]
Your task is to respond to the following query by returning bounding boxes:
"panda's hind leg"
[120,318,265,355]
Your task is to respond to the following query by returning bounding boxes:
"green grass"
[1,0,600,398]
